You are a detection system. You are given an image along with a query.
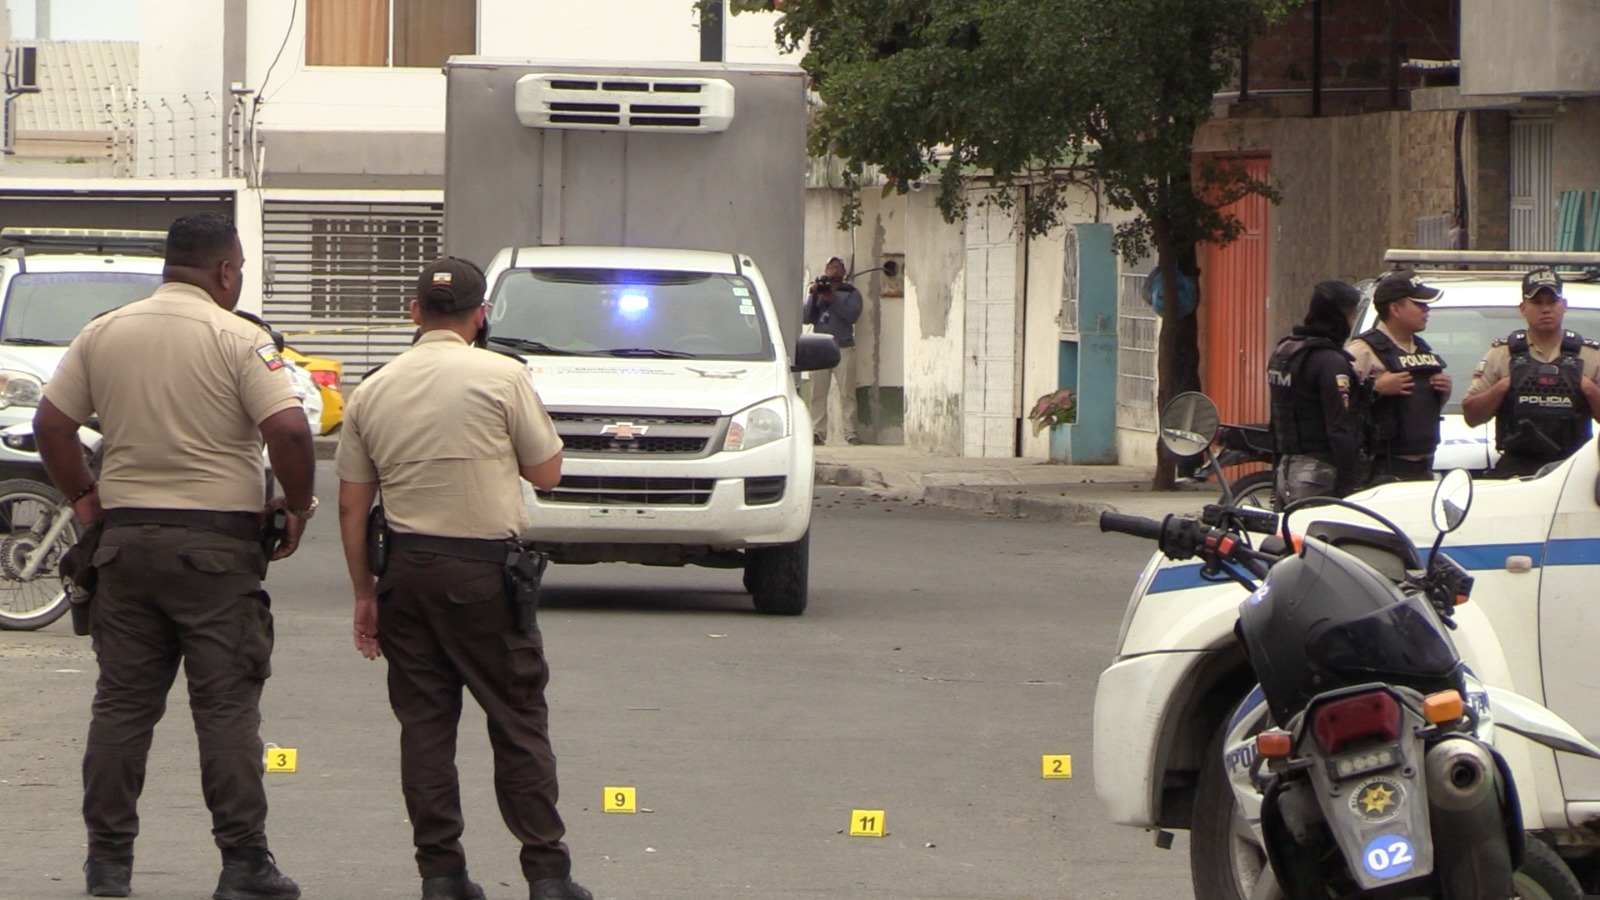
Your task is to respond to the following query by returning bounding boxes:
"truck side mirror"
[792,333,840,373]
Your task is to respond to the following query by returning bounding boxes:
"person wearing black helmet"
[335,257,591,900]
[1268,280,1368,505]
[1347,268,1451,483]
[1462,267,1600,478]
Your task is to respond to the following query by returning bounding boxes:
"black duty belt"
[103,508,262,543]
[389,531,515,564]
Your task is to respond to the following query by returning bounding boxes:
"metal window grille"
[1510,118,1554,252]
[1116,261,1158,434]
[261,199,443,383]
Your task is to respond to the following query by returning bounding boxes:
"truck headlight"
[725,396,788,451]
[0,370,43,409]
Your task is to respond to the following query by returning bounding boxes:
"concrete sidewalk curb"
[921,485,1114,523]
[814,462,886,489]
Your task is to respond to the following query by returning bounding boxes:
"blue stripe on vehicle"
[1143,538,1600,594]
[1543,538,1600,566]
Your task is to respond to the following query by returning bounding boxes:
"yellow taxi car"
[281,346,343,434]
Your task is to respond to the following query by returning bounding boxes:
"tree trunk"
[1151,218,1204,491]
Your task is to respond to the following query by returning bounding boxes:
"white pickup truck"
[481,245,835,614]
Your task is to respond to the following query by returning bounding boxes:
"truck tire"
[1192,719,1283,900]
[1514,838,1584,900]
[745,530,809,616]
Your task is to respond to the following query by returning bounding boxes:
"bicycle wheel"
[0,478,79,631]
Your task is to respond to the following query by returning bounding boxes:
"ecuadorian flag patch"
[256,345,285,371]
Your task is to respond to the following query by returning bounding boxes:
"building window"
[307,0,476,68]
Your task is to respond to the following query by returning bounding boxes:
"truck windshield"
[1423,307,1600,414]
[0,272,162,346]
[487,268,774,361]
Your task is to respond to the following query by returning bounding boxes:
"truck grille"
[537,476,715,506]
[549,411,724,457]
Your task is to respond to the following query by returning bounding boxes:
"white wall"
[243,0,796,135]
[902,189,966,455]
[138,0,227,176]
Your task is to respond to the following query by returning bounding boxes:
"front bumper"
[1094,650,1211,828]
[521,435,813,550]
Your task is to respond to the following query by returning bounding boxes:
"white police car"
[0,227,320,481]
[1353,250,1600,473]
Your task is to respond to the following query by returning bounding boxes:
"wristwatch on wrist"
[289,496,319,520]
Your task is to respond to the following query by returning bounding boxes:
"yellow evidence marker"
[849,809,886,837]
[603,786,637,813]
[264,745,298,774]
[1042,755,1072,779]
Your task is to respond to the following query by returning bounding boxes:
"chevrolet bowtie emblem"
[601,422,649,440]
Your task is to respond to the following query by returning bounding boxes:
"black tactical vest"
[1359,328,1445,457]
[1495,329,1593,462]
[1269,336,1341,456]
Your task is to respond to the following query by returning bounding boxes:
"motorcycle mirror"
[1430,468,1473,533]
[1158,391,1221,459]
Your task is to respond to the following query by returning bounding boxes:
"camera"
[812,276,834,294]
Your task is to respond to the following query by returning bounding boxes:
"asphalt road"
[0,464,1191,900]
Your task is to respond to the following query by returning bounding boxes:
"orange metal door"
[1199,157,1271,476]
[1200,157,1271,426]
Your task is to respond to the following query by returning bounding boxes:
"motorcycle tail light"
[1312,690,1401,756]
[310,370,340,390]
[1256,729,1293,759]
[1423,690,1464,724]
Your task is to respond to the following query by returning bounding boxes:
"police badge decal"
[1349,777,1405,823]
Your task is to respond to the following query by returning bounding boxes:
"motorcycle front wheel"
[0,478,78,631]
[1231,470,1278,511]
[1192,719,1284,900]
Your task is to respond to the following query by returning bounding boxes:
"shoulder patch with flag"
[256,345,285,371]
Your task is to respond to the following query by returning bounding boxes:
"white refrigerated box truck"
[442,58,838,614]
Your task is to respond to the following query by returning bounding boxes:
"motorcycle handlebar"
[1098,511,1167,541]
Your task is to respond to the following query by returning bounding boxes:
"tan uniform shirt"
[1344,322,1416,382]
[1466,339,1600,398]
[43,282,302,512]
[335,330,563,540]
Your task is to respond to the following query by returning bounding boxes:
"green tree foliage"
[716,0,1304,484]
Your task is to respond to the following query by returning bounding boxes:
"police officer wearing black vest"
[1268,281,1368,505]
[1347,268,1452,483]
[1462,267,1600,478]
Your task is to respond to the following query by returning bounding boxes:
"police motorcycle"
[1098,392,1600,899]
[0,419,101,630]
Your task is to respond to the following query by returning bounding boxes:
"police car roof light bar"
[1384,248,1600,268]
[0,227,166,256]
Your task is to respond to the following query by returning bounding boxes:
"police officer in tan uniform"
[1347,269,1452,483]
[33,213,315,899]
[335,258,590,900]
[1462,267,1600,477]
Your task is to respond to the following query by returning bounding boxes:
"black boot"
[84,858,131,897]
[529,877,593,900]
[212,849,301,900]
[422,873,487,900]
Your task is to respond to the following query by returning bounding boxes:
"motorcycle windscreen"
[1304,594,1462,689]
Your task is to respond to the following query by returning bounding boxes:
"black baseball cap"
[1373,268,1442,305]
[417,257,486,313]
[1522,266,1564,300]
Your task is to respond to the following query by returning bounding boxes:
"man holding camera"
[802,256,864,445]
